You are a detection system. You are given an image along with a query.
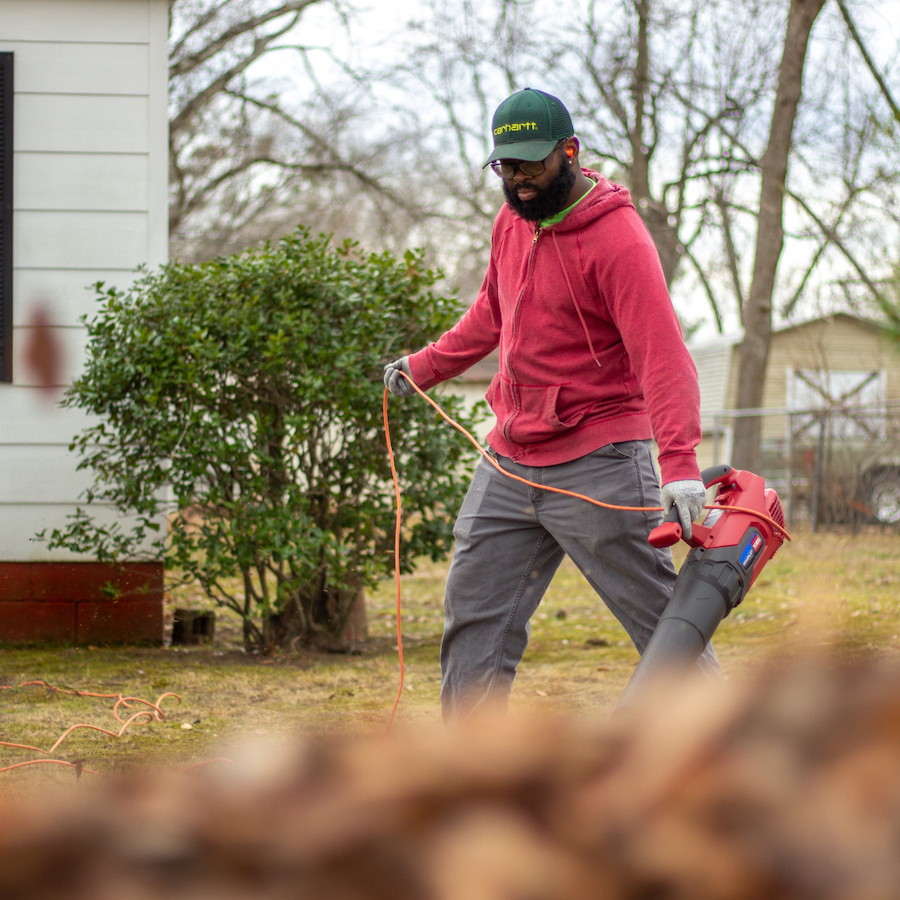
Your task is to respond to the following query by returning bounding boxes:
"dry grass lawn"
[2,527,900,785]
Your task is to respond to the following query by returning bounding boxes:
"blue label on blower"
[740,533,764,570]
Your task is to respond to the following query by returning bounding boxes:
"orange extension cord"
[0,682,189,776]
[0,382,793,767]
[0,681,236,777]
[383,374,791,727]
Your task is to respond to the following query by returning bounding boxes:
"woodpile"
[2,655,900,899]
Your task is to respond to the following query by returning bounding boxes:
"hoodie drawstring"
[551,230,602,369]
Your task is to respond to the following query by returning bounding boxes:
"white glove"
[383,356,415,397]
[661,479,707,540]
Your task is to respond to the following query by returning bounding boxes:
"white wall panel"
[15,153,148,212]
[0,445,95,503]
[15,95,149,153]
[0,386,95,444]
[15,211,148,270]
[0,0,149,43]
[14,269,144,327]
[11,324,88,387]
[1,0,169,564]
[0,503,162,562]
[0,42,149,95]
[147,0,169,267]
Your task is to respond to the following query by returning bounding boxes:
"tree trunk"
[628,0,682,286]
[732,0,826,471]
[263,585,366,652]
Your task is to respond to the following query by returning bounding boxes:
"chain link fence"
[704,403,900,531]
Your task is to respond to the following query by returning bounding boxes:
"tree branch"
[683,244,724,333]
[836,0,900,125]
[785,183,894,324]
[170,0,232,60]
[714,187,745,314]
[223,91,423,215]
[170,0,325,78]
[171,11,303,135]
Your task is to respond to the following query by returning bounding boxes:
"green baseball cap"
[483,88,574,167]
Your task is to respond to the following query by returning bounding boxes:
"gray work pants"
[440,440,720,720]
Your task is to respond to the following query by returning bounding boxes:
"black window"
[0,52,12,382]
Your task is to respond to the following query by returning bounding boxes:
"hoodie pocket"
[486,374,587,444]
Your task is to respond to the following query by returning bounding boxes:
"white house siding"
[687,335,739,430]
[684,334,738,469]
[0,0,168,561]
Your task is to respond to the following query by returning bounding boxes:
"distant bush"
[46,228,483,649]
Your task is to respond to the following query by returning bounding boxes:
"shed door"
[787,368,886,440]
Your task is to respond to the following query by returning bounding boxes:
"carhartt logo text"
[494,122,538,135]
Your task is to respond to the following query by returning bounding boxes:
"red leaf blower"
[618,464,787,707]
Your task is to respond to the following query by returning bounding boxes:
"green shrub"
[45,228,484,649]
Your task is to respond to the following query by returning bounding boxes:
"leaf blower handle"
[648,465,732,549]
[648,507,682,549]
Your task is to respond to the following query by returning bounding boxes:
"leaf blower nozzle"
[618,464,786,708]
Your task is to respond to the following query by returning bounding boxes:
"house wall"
[725,317,900,409]
[689,338,735,430]
[696,316,900,471]
[0,0,169,642]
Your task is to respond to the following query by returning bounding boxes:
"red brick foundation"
[0,562,163,645]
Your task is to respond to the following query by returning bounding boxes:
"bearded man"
[384,88,718,720]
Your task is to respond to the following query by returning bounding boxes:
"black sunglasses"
[489,140,567,179]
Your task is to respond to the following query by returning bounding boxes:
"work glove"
[661,479,707,541]
[383,356,415,397]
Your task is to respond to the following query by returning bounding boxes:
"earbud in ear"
[566,147,575,158]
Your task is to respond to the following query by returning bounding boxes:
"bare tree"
[391,1,898,327]
[171,0,900,371]
[731,0,828,470]
[734,0,900,468]
[369,0,525,295]
[168,0,417,260]
[384,0,792,322]
[555,0,783,327]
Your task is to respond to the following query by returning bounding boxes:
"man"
[384,88,718,720]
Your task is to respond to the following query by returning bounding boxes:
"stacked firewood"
[2,656,900,899]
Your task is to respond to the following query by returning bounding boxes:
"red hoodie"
[408,171,701,484]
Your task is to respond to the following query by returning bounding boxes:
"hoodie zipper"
[501,226,544,445]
